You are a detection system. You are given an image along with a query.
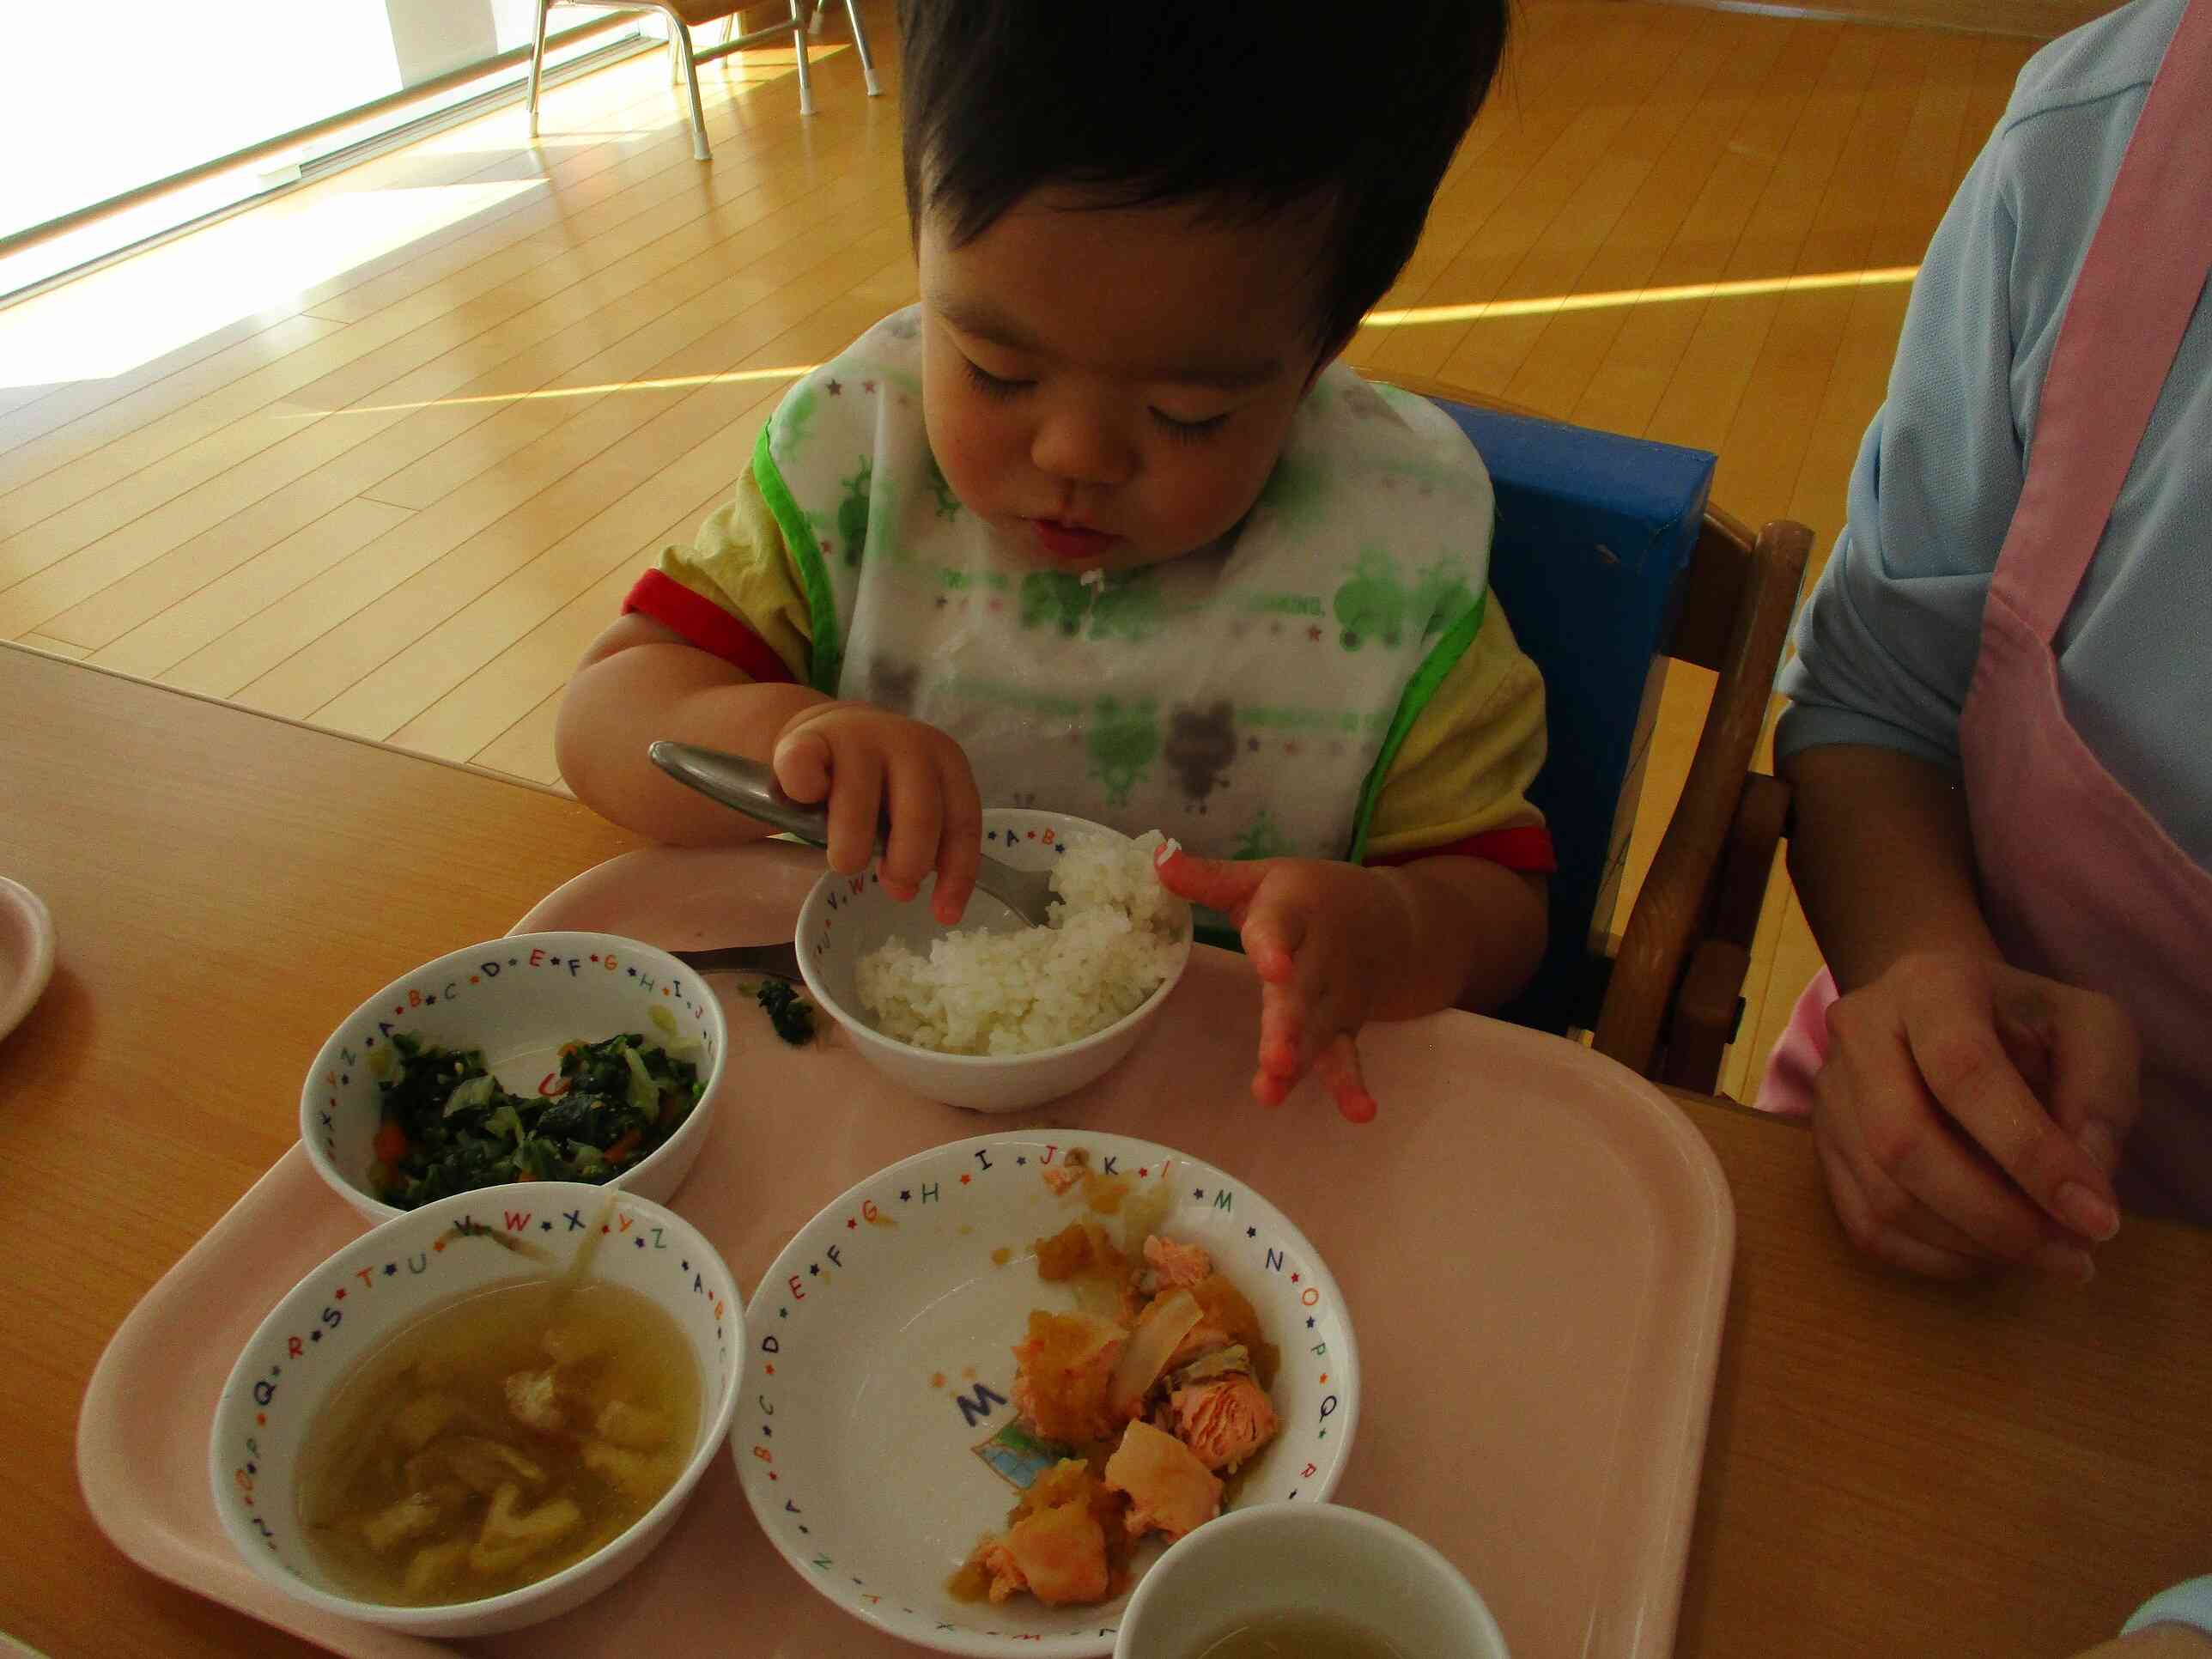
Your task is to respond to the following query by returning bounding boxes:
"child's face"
[917,191,1338,572]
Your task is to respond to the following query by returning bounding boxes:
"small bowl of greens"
[301,932,727,1226]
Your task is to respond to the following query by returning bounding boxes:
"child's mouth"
[1029,519,1116,562]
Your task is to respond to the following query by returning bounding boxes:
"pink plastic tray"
[81,843,1733,1658]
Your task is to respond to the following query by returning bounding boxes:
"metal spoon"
[673,941,805,981]
[647,740,1058,927]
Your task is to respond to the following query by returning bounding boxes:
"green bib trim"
[753,421,842,696]
[751,310,1498,866]
[1345,590,1490,864]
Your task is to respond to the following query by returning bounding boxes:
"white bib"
[756,307,1495,862]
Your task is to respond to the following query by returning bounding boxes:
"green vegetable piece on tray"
[370,1030,705,1211]
[755,979,815,1045]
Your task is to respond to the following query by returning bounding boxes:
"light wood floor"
[0,0,2040,1099]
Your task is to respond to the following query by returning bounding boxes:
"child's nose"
[1030,403,1136,489]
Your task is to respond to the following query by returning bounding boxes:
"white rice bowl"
[854,830,1188,1055]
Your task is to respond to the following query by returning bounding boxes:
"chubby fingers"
[930,753,984,925]
[820,747,884,877]
[875,749,941,903]
[1247,880,1316,1086]
[1244,896,1378,1123]
[769,724,833,806]
[772,709,986,921]
[873,738,981,917]
[1315,1034,1376,1124]
[771,722,883,877]
[1250,984,1376,1126]
[1154,845,1268,924]
[1252,971,1305,1106]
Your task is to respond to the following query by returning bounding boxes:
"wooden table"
[3,641,2206,1659]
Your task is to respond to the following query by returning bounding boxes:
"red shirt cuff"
[623,568,796,685]
[1366,823,1557,875]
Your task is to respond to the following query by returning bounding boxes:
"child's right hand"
[770,701,984,924]
[1810,951,2140,1282]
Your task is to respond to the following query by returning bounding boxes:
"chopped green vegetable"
[370,1031,705,1211]
[622,1042,661,1115]
[756,979,815,1046]
[443,1073,496,1117]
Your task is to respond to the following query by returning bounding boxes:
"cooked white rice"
[854,830,1188,1055]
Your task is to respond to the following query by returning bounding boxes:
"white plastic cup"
[1114,1503,1510,1659]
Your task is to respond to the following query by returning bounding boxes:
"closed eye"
[961,355,1032,398]
[1151,407,1231,441]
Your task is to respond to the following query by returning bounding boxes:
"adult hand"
[1811,951,2140,1280]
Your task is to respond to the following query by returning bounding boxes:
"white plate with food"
[734,1132,1359,1656]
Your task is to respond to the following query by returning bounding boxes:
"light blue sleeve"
[1772,130,2027,769]
[2123,1575,2212,1640]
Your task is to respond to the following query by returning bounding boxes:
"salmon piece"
[1012,1310,1127,1443]
[1143,1235,1212,1289]
[1168,1374,1279,1473]
[1103,1419,1222,1542]
[981,1496,1111,1606]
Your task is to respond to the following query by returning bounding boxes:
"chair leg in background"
[675,21,711,159]
[790,0,817,115]
[844,0,881,95]
[526,0,550,137]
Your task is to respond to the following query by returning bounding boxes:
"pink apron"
[1759,0,2212,1221]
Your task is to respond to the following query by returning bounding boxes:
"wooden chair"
[1384,374,1812,1096]
[527,0,881,163]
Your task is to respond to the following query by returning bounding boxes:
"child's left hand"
[1152,848,1419,1124]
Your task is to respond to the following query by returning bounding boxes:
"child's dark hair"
[895,2,1510,353]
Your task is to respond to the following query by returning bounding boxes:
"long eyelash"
[962,356,1030,398]
[1152,410,1231,443]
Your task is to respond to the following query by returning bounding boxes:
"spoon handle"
[672,943,805,981]
[648,741,835,848]
[649,738,1054,927]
